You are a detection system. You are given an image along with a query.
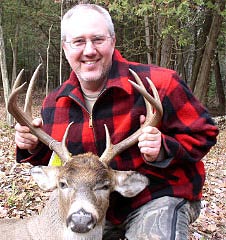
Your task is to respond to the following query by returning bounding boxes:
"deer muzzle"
[66,208,97,233]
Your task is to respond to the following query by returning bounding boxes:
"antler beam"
[7,64,71,164]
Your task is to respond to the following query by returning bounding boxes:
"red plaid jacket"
[17,49,218,224]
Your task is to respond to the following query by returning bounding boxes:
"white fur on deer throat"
[63,224,103,240]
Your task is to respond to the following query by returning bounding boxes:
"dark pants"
[103,196,201,240]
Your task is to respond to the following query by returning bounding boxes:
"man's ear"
[111,169,149,197]
[30,166,60,191]
[112,36,116,46]
[61,41,69,59]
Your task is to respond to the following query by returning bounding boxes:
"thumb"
[32,118,43,127]
[139,115,146,125]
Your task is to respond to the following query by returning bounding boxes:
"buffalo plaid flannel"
[16,49,218,224]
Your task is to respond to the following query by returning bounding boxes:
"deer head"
[7,65,163,237]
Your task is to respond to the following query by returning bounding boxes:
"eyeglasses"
[65,35,112,50]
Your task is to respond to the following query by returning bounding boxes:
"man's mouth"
[83,60,98,65]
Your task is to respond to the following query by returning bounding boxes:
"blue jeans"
[103,196,201,240]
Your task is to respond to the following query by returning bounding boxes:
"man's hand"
[138,115,162,162]
[15,118,42,152]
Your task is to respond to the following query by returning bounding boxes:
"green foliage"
[1,0,61,85]
[7,182,19,207]
[0,0,225,106]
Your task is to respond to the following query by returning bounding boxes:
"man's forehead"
[63,11,109,39]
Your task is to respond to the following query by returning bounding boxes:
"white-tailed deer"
[1,64,163,240]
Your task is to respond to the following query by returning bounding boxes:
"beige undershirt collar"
[83,92,98,113]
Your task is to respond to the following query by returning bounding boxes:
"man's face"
[62,9,116,85]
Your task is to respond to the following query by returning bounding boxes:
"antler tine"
[99,124,112,166]
[128,70,163,126]
[99,69,163,165]
[24,63,42,116]
[7,66,71,164]
[61,122,73,163]
[12,69,25,92]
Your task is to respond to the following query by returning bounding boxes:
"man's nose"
[83,40,97,55]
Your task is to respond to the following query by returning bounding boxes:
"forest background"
[0,0,225,125]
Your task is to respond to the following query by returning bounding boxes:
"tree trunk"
[59,0,64,85]
[160,35,173,68]
[155,13,173,68]
[177,47,187,83]
[46,24,53,96]
[214,52,225,115]
[144,15,151,64]
[193,0,225,105]
[156,16,164,66]
[190,11,212,91]
[0,7,12,125]
[10,23,20,87]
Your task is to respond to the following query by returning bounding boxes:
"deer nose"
[66,208,97,233]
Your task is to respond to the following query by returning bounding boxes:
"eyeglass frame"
[64,35,113,50]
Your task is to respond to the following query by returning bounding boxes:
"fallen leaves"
[190,127,226,240]
[0,111,50,220]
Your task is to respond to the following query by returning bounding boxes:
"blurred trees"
[0,0,225,122]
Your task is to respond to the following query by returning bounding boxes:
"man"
[15,3,218,240]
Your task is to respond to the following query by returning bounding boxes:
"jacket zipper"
[89,114,93,128]
[88,88,106,129]
[68,95,93,128]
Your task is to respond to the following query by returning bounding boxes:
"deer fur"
[0,152,149,240]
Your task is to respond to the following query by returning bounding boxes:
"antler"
[7,64,71,164]
[99,69,163,165]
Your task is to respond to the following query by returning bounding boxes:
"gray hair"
[61,4,115,41]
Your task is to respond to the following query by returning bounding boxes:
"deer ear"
[30,166,60,191]
[111,170,149,197]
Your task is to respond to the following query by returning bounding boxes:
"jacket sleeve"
[148,72,218,168]
[16,143,52,166]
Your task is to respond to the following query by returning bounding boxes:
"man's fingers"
[32,118,43,127]
[14,123,39,150]
[138,125,162,162]
[138,126,161,142]
[142,126,160,134]
[15,131,38,143]
[14,123,30,133]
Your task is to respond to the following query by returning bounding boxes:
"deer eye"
[59,180,68,189]
[94,181,110,191]
[102,184,110,190]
